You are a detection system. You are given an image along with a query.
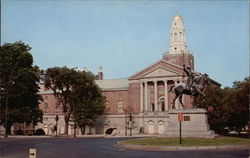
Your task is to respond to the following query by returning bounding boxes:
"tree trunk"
[64,112,70,135]
[6,122,12,135]
[89,127,92,134]
[81,126,86,135]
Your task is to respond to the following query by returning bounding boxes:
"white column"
[140,82,144,112]
[154,81,158,111]
[144,81,148,111]
[164,80,168,111]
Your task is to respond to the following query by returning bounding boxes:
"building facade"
[36,13,202,136]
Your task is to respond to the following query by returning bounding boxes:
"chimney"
[98,66,103,80]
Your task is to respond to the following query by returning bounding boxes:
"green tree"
[0,41,43,134]
[44,68,105,135]
[44,67,78,135]
[226,77,249,132]
[71,71,105,135]
[193,85,227,134]
[193,77,249,135]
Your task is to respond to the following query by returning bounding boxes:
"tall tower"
[163,13,194,70]
[169,13,187,54]
[97,66,103,80]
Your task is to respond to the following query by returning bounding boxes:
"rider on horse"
[183,64,194,91]
[168,67,209,108]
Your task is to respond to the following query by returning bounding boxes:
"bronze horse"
[168,74,210,109]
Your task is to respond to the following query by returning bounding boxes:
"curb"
[0,136,52,138]
[115,142,250,151]
[0,135,105,139]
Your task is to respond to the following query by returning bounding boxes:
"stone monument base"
[164,108,217,138]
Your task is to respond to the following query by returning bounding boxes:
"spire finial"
[98,66,102,72]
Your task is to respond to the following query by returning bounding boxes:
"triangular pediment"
[129,59,183,80]
[143,67,179,78]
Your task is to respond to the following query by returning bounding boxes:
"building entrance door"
[147,121,154,134]
[158,124,165,134]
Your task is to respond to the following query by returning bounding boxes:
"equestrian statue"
[168,65,210,109]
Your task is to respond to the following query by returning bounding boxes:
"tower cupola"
[168,12,188,54]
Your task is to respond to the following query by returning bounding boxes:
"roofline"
[101,88,129,91]
[210,78,221,87]
[128,59,162,79]
[95,78,128,81]
[128,59,184,79]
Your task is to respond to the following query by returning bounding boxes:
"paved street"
[0,137,248,158]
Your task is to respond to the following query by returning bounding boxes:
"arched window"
[105,101,110,112]
[161,101,165,112]
[147,120,155,134]
[174,33,178,41]
[157,120,165,134]
[117,101,124,113]
[151,103,155,112]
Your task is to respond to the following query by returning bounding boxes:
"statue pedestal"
[165,108,217,138]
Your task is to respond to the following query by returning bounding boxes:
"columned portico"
[154,81,158,111]
[139,79,174,112]
[164,80,168,111]
[144,81,148,111]
[140,82,144,112]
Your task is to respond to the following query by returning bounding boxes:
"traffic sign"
[29,148,36,158]
[178,112,183,122]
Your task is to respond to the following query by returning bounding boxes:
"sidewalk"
[0,135,52,139]
[0,134,155,139]
[104,134,156,138]
[115,142,250,151]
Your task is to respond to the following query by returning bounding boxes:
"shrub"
[16,129,24,135]
[35,128,45,135]
[105,128,116,135]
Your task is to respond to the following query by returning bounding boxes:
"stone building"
[36,13,216,136]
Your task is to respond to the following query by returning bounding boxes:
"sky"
[1,0,249,87]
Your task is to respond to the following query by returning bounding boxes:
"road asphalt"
[0,136,249,158]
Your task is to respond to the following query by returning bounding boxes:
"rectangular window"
[45,103,49,113]
[184,116,190,121]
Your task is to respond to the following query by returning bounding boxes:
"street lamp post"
[55,115,59,137]
[129,114,132,136]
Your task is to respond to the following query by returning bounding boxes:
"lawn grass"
[120,137,250,146]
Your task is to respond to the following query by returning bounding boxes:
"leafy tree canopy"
[0,41,43,132]
[44,67,105,135]
[193,77,249,135]
[71,71,105,134]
